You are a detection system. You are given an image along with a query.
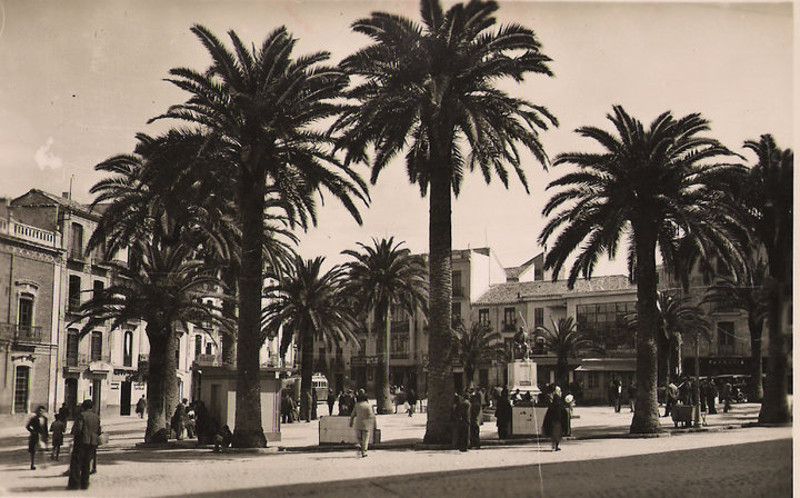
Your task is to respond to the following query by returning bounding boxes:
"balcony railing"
[0,218,61,248]
[65,353,89,368]
[453,287,465,298]
[194,353,218,367]
[68,298,82,313]
[0,323,44,343]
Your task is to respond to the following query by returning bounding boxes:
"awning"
[574,358,636,372]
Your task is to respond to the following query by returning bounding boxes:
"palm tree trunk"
[375,306,392,414]
[758,277,789,424]
[657,332,669,389]
[630,223,661,434]
[233,162,267,448]
[423,164,454,445]
[143,326,171,443]
[748,319,764,402]
[221,268,238,368]
[300,329,314,421]
[556,356,568,388]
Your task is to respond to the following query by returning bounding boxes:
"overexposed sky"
[0,0,793,273]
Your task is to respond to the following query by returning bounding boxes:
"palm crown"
[334,0,557,195]
[541,105,744,286]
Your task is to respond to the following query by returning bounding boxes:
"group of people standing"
[25,399,102,491]
[493,384,574,452]
[663,376,730,418]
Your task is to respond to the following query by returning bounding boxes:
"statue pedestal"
[507,360,540,396]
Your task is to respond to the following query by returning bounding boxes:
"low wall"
[318,416,380,445]
[510,406,548,436]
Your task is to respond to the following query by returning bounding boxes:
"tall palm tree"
[75,237,226,442]
[535,317,599,388]
[152,26,368,447]
[452,320,505,389]
[333,0,556,444]
[539,106,744,434]
[703,257,768,402]
[261,257,359,420]
[738,135,792,424]
[341,237,428,413]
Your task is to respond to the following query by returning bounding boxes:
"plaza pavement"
[0,402,792,497]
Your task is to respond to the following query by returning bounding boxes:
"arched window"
[123,331,133,367]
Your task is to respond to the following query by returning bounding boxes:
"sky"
[0,0,793,274]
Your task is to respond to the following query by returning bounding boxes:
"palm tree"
[333,0,556,444]
[341,238,428,413]
[738,135,792,424]
[535,317,599,388]
[76,237,225,442]
[539,106,744,434]
[152,26,368,447]
[452,320,505,390]
[261,257,360,420]
[703,257,768,402]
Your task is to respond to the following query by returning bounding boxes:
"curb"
[129,422,759,454]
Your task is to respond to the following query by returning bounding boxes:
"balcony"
[452,287,465,298]
[194,353,219,367]
[390,351,410,360]
[65,353,89,369]
[0,323,45,344]
[68,298,82,314]
[502,319,518,333]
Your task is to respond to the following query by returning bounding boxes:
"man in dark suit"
[25,406,49,470]
[67,399,101,490]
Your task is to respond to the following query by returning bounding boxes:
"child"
[50,414,66,461]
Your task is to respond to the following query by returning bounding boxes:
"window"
[91,331,103,361]
[478,309,490,326]
[576,301,637,350]
[18,293,34,331]
[717,321,735,355]
[70,223,84,260]
[123,331,133,367]
[452,271,463,297]
[451,302,461,321]
[68,275,81,311]
[14,366,30,414]
[205,343,213,355]
[66,328,79,367]
[534,308,544,329]
[93,280,104,299]
[194,335,203,358]
[503,307,517,331]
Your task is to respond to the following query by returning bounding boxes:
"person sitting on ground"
[213,425,233,452]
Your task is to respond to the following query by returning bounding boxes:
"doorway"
[120,381,132,416]
[92,379,102,414]
[65,378,78,419]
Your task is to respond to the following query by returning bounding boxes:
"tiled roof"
[474,274,635,305]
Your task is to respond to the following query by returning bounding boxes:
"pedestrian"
[542,387,569,451]
[407,388,417,417]
[67,399,101,490]
[495,387,512,439]
[58,402,70,423]
[722,381,732,413]
[452,392,471,452]
[628,383,638,413]
[135,395,146,419]
[349,389,375,458]
[664,379,679,417]
[327,391,337,416]
[563,392,575,436]
[171,399,188,439]
[302,390,313,422]
[311,389,318,420]
[610,378,622,412]
[26,405,49,470]
[50,413,66,461]
[707,380,718,415]
[186,401,196,438]
[468,391,482,449]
